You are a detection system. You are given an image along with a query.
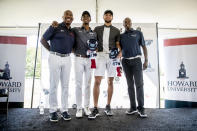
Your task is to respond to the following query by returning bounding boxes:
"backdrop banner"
[0,36,27,103]
[163,37,197,102]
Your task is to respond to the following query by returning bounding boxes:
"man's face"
[63,10,73,25]
[123,18,132,29]
[103,13,113,23]
[81,14,91,24]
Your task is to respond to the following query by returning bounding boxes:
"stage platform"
[0,108,197,131]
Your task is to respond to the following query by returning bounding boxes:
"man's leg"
[60,56,72,120]
[104,58,116,116]
[133,58,147,117]
[93,76,102,108]
[74,57,84,110]
[84,58,92,115]
[48,54,60,122]
[88,76,102,119]
[88,56,105,119]
[48,54,60,113]
[122,59,137,113]
[74,57,84,118]
[133,58,144,109]
[107,77,114,105]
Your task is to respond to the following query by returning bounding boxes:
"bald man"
[40,10,75,122]
[120,17,148,118]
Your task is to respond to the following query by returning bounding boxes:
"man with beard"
[40,10,75,122]
[120,17,148,118]
[88,10,121,119]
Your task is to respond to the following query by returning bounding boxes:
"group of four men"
[41,9,148,122]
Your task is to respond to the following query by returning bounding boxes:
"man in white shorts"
[88,10,121,119]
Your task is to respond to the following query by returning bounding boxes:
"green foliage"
[25,47,41,78]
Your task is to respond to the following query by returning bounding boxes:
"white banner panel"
[163,37,197,102]
[0,36,27,102]
[40,23,159,108]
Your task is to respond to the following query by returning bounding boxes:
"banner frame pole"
[96,0,98,23]
[156,23,161,109]
[31,23,41,108]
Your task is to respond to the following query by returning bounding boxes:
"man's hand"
[143,60,148,70]
[52,21,59,28]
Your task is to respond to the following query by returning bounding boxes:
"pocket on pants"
[135,58,142,71]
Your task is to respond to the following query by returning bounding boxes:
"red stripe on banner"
[164,37,197,47]
[0,36,27,45]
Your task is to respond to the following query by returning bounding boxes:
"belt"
[75,54,88,58]
[97,52,109,54]
[50,51,70,57]
[124,55,141,60]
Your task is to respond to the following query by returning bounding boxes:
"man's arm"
[40,37,50,51]
[116,30,122,58]
[139,31,148,70]
[93,27,99,52]
[40,25,55,51]
[116,41,122,58]
[72,28,77,53]
[142,45,148,70]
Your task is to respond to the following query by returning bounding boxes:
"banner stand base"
[165,100,197,108]
[0,102,24,108]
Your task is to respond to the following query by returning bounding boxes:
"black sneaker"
[88,107,100,119]
[138,108,147,118]
[61,111,71,121]
[104,105,113,116]
[126,109,137,115]
[50,112,59,122]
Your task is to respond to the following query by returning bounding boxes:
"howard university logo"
[167,62,197,93]
[0,62,12,80]
[0,62,22,92]
[177,62,189,79]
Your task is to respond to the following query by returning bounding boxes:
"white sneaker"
[84,107,91,116]
[76,109,83,118]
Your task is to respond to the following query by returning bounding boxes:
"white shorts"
[94,53,116,77]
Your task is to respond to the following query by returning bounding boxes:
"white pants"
[48,53,71,113]
[74,57,92,109]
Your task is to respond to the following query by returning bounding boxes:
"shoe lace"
[139,109,145,114]
[92,108,98,114]
[63,111,69,116]
[85,107,89,111]
[52,112,57,117]
[106,105,111,111]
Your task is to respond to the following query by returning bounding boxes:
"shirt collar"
[60,22,71,30]
[81,26,92,32]
[104,24,112,28]
[125,28,134,33]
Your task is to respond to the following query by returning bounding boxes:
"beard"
[105,20,111,23]
[83,22,89,25]
[65,22,71,26]
[64,18,72,26]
